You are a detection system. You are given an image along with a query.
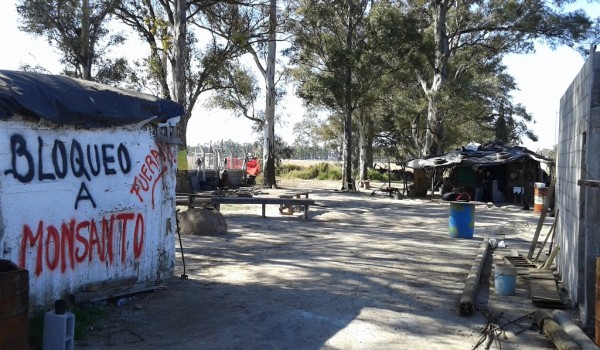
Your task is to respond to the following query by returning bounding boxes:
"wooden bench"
[211,196,315,219]
[278,191,310,214]
[176,193,213,208]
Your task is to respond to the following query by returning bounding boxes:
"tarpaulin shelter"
[406,142,554,204]
[0,70,183,126]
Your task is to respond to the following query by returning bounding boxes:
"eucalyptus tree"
[292,113,339,160]
[198,0,287,188]
[376,47,537,158]
[413,0,593,156]
[416,43,538,150]
[16,0,124,81]
[288,0,420,190]
[114,0,248,148]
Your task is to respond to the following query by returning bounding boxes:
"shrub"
[277,162,342,180]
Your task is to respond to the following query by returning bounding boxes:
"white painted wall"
[0,116,177,307]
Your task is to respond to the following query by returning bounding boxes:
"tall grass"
[277,162,342,180]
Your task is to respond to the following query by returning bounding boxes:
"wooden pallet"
[503,255,537,268]
[528,268,563,307]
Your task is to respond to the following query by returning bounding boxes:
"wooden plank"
[534,212,559,262]
[176,193,213,208]
[578,179,600,187]
[211,196,316,218]
[211,197,314,206]
[527,179,555,259]
[528,269,556,280]
[282,191,309,198]
[85,277,137,292]
[504,255,537,268]
[71,281,158,304]
[530,278,561,303]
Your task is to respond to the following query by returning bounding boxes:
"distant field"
[281,159,342,167]
[282,159,406,171]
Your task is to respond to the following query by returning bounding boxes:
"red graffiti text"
[19,212,145,276]
[130,148,168,208]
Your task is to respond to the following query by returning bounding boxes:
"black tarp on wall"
[0,70,184,128]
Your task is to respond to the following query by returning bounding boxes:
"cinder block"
[42,311,75,350]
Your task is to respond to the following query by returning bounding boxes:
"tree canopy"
[13,0,600,186]
[16,0,125,81]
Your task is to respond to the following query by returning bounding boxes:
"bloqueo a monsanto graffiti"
[19,212,144,276]
[2,129,175,278]
[4,134,132,209]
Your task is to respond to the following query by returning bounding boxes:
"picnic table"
[212,195,315,219]
[176,192,316,219]
[278,191,310,215]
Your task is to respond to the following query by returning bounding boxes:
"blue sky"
[1,1,599,151]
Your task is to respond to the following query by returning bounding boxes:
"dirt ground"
[75,179,569,350]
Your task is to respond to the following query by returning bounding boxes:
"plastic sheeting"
[406,142,554,169]
[0,70,184,128]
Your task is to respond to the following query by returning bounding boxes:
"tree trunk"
[342,110,353,190]
[172,0,187,111]
[262,0,277,188]
[172,0,187,150]
[173,0,191,193]
[81,0,92,80]
[424,91,444,155]
[423,0,449,156]
[358,111,368,182]
[342,6,353,191]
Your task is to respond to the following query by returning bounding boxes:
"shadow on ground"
[76,184,555,350]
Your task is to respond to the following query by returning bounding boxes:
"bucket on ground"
[448,202,475,239]
[534,187,548,212]
[218,169,229,188]
[494,264,517,296]
[0,259,29,350]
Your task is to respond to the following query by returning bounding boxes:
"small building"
[0,70,184,307]
[406,142,554,204]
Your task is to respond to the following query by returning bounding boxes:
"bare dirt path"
[77,179,560,350]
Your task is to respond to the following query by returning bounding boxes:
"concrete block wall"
[557,51,600,326]
[0,115,177,307]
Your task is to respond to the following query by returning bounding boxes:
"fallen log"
[552,310,599,350]
[459,238,489,316]
[533,310,581,350]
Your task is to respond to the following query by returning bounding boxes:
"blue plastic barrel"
[448,202,475,238]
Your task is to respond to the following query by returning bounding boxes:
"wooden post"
[534,211,559,262]
[459,238,489,316]
[541,245,560,270]
[527,178,556,259]
[532,310,580,350]
[596,257,600,346]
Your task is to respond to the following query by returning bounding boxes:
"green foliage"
[537,147,557,160]
[16,0,124,80]
[251,135,293,165]
[277,163,303,175]
[367,168,404,182]
[28,304,107,349]
[28,310,45,349]
[277,162,342,180]
[71,304,107,340]
[410,0,594,155]
[206,64,262,123]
